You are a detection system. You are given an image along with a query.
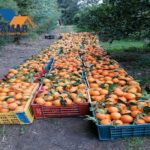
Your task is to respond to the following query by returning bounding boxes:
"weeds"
[125,137,144,150]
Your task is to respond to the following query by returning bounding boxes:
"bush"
[75,1,150,42]
[0,0,60,47]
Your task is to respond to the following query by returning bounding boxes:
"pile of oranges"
[34,33,93,106]
[0,81,38,113]
[0,32,93,114]
[0,32,149,126]
[82,44,150,125]
[4,47,58,83]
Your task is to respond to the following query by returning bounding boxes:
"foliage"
[14,0,60,34]
[32,0,60,34]
[57,0,102,25]
[57,0,79,25]
[0,0,60,46]
[75,0,150,42]
[0,0,18,12]
[14,0,32,16]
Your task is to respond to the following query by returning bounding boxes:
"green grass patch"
[57,25,90,33]
[125,137,144,150]
[59,25,76,33]
[100,39,145,52]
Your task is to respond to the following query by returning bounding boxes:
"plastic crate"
[0,83,39,124]
[45,58,54,73]
[32,103,89,119]
[31,82,90,119]
[34,70,46,82]
[91,109,150,140]
[96,123,150,141]
[57,47,63,55]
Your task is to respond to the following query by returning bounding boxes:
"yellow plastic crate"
[0,83,39,124]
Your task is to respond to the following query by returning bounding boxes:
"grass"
[58,25,76,33]
[125,137,145,150]
[100,39,145,52]
[58,25,91,33]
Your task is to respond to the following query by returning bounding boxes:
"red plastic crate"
[31,83,90,119]
[32,103,89,119]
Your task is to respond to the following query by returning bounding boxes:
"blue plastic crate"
[45,58,54,73]
[91,107,150,140]
[96,123,150,141]
[16,112,30,124]
[57,47,63,55]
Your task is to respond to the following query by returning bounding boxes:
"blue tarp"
[0,9,16,22]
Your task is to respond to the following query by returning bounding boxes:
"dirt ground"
[0,29,59,78]
[0,30,150,150]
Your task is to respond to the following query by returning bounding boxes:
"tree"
[58,0,79,25]
[0,0,60,46]
[14,0,32,15]
[32,0,60,33]
[0,0,18,12]
[75,0,150,42]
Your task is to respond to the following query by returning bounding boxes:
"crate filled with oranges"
[0,80,39,124]
[82,44,150,140]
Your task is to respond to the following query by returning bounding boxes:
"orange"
[1,108,9,113]
[121,115,133,124]
[47,96,53,101]
[44,101,53,107]
[110,94,118,99]
[112,78,119,83]
[53,100,61,106]
[131,110,141,117]
[102,70,109,76]
[125,93,136,100]
[15,106,24,112]
[89,90,100,96]
[113,120,123,125]
[53,92,60,99]
[7,98,15,104]
[110,112,121,120]
[105,114,111,119]
[143,116,150,123]
[15,93,23,100]
[118,103,127,110]
[8,92,16,96]
[92,96,105,102]
[69,86,78,93]
[100,89,108,95]
[8,103,18,110]
[118,96,127,103]
[90,83,99,88]
[135,119,145,124]
[114,88,124,96]
[96,112,106,120]
[73,98,83,104]
[108,106,119,113]
[65,98,73,106]
[35,98,45,105]
[100,119,111,125]
[118,80,126,86]
[88,77,95,83]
